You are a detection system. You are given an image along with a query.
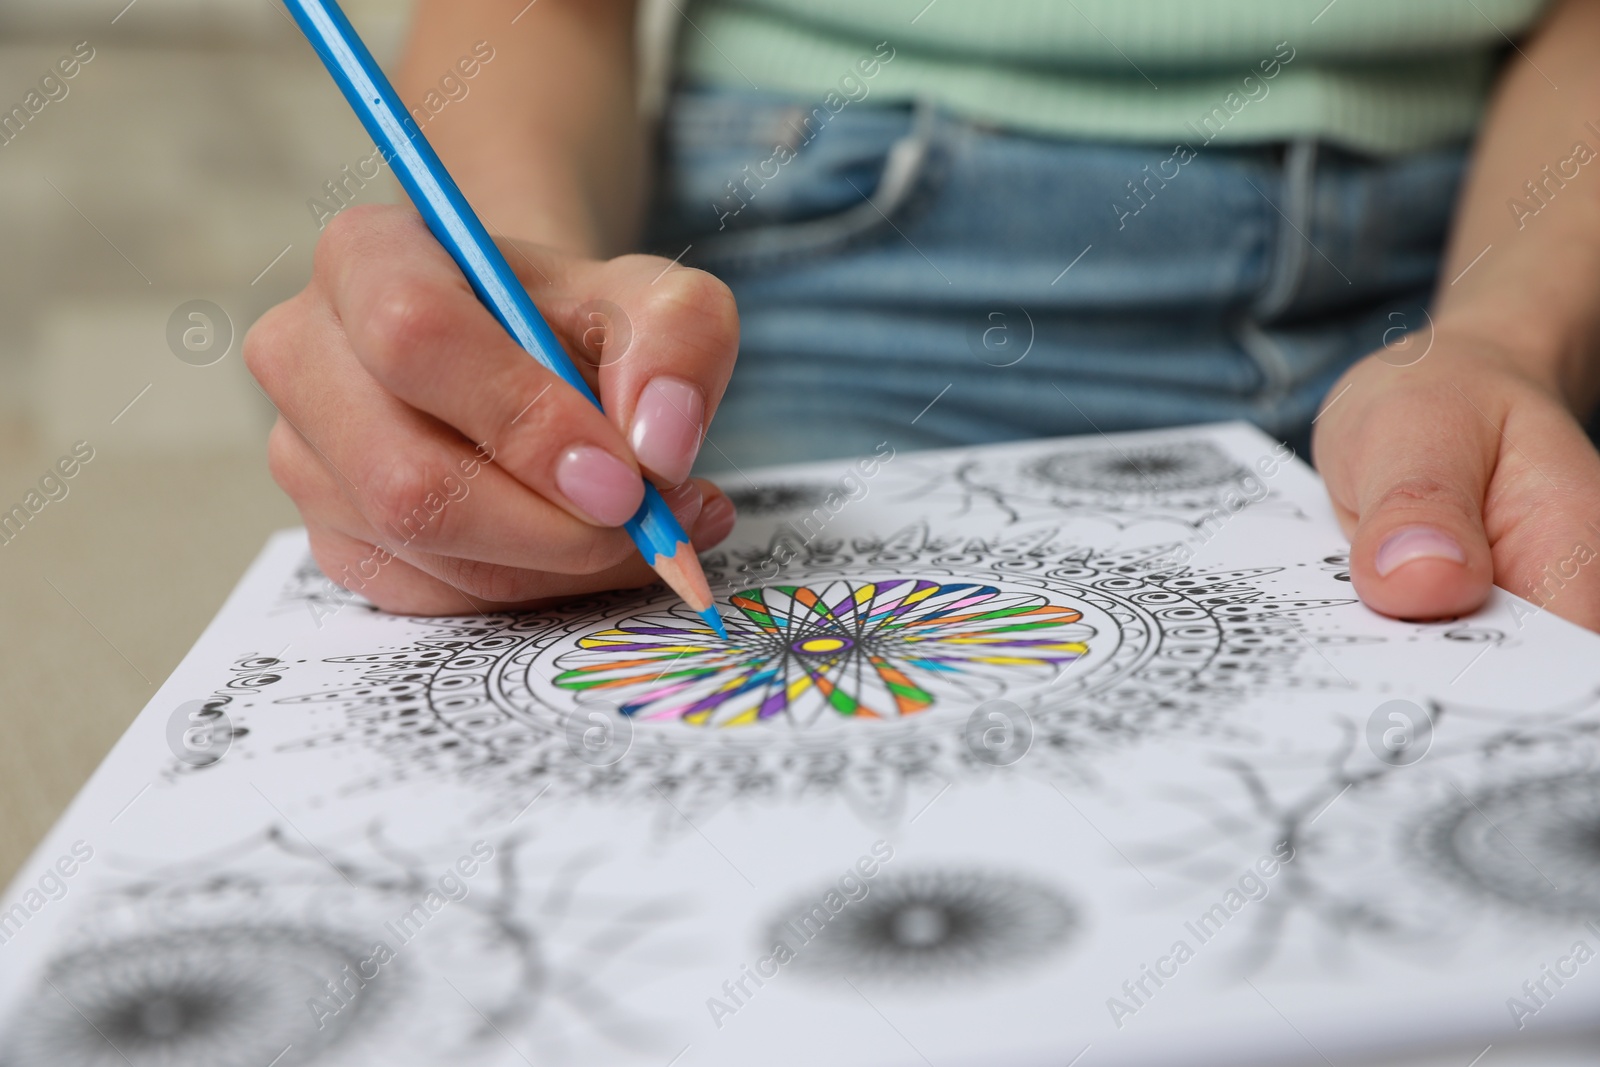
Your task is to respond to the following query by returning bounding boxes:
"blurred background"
[0,0,419,882]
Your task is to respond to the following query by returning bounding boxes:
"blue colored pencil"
[281,0,727,639]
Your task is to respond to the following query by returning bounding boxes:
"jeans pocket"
[649,89,939,272]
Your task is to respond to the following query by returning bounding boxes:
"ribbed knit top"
[676,0,1552,154]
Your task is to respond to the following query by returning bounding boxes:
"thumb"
[1331,398,1499,620]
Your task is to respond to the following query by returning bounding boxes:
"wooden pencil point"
[653,541,725,638]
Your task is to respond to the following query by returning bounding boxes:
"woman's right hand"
[244,204,740,614]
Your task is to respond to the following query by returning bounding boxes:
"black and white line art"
[767,868,1080,984]
[0,827,693,1067]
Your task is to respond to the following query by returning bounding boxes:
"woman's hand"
[244,204,740,614]
[1317,0,1600,633]
[1313,332,1600,631]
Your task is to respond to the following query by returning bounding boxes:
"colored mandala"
[270,523,1353,819]
[552,581,1091,728]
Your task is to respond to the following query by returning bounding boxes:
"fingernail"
[1374,525,1467,577]
[661,479,704,528]
[692,492,737,546]
[629,376,704,485]
[555,445,644,526]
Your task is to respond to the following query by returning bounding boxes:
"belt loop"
[1251,138,1318,321]
[1233,138,1319,413]
[871,96,937,218]
[693,99,936,266]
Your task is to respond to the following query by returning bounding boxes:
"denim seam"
[1235,317,1296,414]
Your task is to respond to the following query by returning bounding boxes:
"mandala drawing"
[767,868,1080,984]
[272,552,386,627]
[721,482,833,517]
[262,523,1353,822]
[893,437,1306,530]
[0,828,690,1067]
[8,925,378,1067]
[1025,440,1248,494]
[1413,772,1600,917]
[552,580,1091,728]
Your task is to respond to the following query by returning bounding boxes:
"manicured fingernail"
[692,492,737,546]
[629,376,704,485]
[661,479,704,528]
[1375,525,1466,577]
[555,445,644,526]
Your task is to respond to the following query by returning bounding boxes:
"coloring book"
[3,423,1597,1067]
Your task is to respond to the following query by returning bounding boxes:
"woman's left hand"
[1313,330,1600,632]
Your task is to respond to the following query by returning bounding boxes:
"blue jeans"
[644,87,1466,471]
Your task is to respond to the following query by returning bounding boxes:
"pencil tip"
[699,606,730,640]
[652,541,725,637]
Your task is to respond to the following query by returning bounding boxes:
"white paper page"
[2,422,1597,1067]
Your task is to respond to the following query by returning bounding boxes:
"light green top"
[676,0,1552,154]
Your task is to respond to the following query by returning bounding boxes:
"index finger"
[320,205,646,529]
[564,255,740,487]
